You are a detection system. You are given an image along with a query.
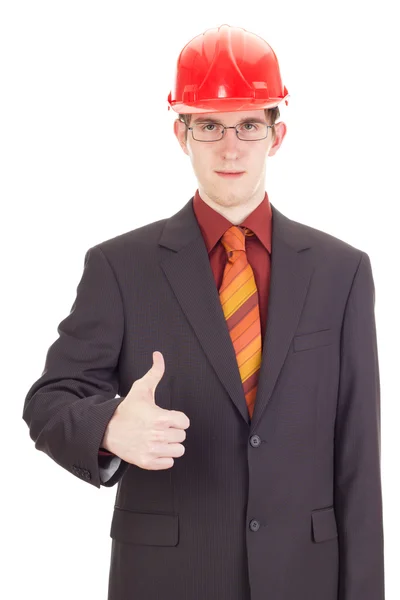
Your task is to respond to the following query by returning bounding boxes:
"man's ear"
[268,121,287,157]
[174,119,189,156]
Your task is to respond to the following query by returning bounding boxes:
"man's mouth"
[215,171,245,178]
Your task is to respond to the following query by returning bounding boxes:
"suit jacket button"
[249,519,260,532]
[250,435,261,447]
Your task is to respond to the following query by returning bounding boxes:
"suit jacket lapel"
[159,196,315,430]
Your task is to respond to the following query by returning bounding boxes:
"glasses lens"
[192,123,224,141]
[237,123,268,140]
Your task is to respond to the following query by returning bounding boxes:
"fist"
[101,351,190,470]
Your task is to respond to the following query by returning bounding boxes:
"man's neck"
[198,187,265,225]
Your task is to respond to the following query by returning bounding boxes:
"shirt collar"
[192,188,272,254]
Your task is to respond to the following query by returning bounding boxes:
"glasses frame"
[180,119,275,142]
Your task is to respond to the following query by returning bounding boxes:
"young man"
[23,24,384,600]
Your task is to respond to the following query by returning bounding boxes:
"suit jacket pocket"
[110,506,179,546]
[311,506,338,542]
[293,328,334,352]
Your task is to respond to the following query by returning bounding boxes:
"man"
[22,24,385,600]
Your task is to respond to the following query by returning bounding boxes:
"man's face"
[174,109,287,208]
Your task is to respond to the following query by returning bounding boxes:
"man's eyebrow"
[192,116,267,125]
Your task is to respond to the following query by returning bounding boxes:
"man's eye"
[203,124,217,131]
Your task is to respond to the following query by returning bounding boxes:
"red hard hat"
[167,24,290,114]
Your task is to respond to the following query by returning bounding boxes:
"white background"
[1,1,399,598]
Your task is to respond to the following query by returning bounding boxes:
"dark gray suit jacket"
[22,197,385,600]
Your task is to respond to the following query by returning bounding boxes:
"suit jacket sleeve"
[22,245,129,489]
[334,251,385,599]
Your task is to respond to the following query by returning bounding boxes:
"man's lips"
[215,171,245,178]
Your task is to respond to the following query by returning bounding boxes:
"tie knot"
[220,225,254,261]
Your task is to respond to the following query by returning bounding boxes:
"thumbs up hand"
[101,351,190,470]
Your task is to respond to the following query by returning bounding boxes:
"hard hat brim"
[169,96,289,113]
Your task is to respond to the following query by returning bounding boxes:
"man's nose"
[219,127,241,151]
[222,127,238,140]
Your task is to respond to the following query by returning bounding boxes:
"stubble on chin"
[203,183,245,207]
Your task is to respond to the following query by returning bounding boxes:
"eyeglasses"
[181,119,274,142]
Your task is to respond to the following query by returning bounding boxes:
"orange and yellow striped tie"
[219,225,262,419]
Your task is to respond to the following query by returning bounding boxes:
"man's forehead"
[192,110,266,123]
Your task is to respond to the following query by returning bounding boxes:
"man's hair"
[178,106,280,143]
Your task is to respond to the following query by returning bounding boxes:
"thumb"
[142,351,165,399]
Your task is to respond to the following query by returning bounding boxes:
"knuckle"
[148,442,158,455]
[155,414,168,427]
[151,429,165,442]
[139,456,148,469]
[141,456,151,469]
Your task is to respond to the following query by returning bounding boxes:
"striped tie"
[219,225,262,419]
